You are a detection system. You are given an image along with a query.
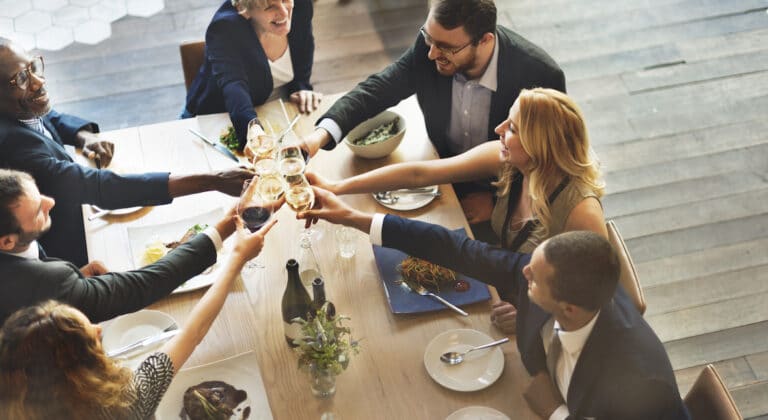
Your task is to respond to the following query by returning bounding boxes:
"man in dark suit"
[302,0,565,224]
[0,38,252,266]
[0,169,236,324]
[300,187,690,419]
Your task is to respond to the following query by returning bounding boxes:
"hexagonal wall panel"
[14,10,53,34]
[0,0,32,19]
[73,20,111,44]
[4,0,165,50]
[36,26,73,50]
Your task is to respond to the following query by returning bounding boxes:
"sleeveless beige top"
[490,180,599,253]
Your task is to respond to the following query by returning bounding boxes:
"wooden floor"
[39,0,768,417]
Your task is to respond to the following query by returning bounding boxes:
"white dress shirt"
[543,312,600,420]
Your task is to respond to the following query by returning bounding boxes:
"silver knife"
[188,128,240,163]
[106,329,181,358]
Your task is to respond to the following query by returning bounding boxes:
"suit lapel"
[520,301,551,374]
[426,75,453,157]
[566,301,616,414]
[41,116,64,146]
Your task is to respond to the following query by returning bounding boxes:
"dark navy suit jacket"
[320,26,565,158]
[184,0,315,149]
[0,110,171,266]
[381,214,689,419]
[0,234,216,324]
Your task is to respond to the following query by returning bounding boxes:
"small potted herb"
[292,304,360,398]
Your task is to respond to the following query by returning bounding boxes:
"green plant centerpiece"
[292,303,360,398]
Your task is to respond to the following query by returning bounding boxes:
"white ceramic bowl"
[343,110,406,159]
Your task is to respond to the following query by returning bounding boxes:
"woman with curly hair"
[0,214,277,419]
[308,88,606,332]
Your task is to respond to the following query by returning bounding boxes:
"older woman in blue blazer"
[184,0,320,149]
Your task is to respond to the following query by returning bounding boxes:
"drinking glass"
[284,174,315,239]
[277,129,306,178]
[247,118,277,164]
[238,177,274,270]
[254,158,284,201]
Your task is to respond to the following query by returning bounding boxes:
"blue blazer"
[184,0,315,149]
[0,110,171,266]
[320,26,565,158]
[381,215,689,419]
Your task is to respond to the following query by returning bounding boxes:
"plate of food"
[372,185,440,211]
[343,110,406,159]
[371,229,490,314]
[424,329,505,392]
[127,208,229,294]
[155,351,272,420]
[446,406,510,420]
[101,309,177,370]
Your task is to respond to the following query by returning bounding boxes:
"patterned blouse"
[99,352,175,419]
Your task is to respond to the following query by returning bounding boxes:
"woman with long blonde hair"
[308,88,606,332]
[0,212,277,419]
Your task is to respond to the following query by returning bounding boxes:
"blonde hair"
[495,88,603,238]
[0,301,133,419]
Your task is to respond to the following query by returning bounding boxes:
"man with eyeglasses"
[301,0,564,228]
[0,38,253,266]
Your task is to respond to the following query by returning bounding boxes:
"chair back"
[606,220,646,315]
[179,41,205,91]
[684,364,742,420]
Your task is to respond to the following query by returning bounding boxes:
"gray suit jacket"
[0,234,217,324]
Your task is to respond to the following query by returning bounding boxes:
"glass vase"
[310,367,337,398]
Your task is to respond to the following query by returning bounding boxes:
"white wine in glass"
[286,184,314,212]
[247,118,276,162]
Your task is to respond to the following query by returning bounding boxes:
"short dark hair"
[431,0,497,43]
[543,231,619,311]
[0,169,34,237]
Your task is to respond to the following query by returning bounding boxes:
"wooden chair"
[606,220,647,315]
[179,41,205,91]
[684,364,743,420]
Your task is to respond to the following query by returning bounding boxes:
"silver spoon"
[440,337,510,365]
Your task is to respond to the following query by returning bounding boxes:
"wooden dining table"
[81,94,537,420]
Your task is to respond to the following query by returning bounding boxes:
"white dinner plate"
[155,351,273,420]
[446,406,510,420]
[101,310,177,370]
[90,204,144,216]
[127,208,229,294]
[424,329,505,392]
[372,185,439,211]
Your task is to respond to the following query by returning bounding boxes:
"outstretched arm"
[308,141,503,195]
[159,218,278,373]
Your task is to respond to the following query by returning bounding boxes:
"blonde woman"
[308,88,606,332]
[183,0,321,149]
[0,216,277,419]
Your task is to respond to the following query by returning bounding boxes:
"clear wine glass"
[238,177,274,271]
[254,158,284,202]
[277,129,306,178]
[284,174,315,240]
[247,118,277,166]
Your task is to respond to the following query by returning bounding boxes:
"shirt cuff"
[548,404,569,420]
[317,118,342,144]
[368,213,386,246]
[202,226,224,252]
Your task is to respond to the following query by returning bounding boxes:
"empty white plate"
[424,329,505,392]
[101,309,177,370]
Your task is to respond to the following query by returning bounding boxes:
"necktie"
[546,326,562,385]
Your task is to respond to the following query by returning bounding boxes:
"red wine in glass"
[240,206,272,232]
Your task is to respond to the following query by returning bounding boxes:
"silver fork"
[375,190,441,204]
[412,284,468,316]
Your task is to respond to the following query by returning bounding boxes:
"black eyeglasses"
[419,27,473,56]
[8,56,44,90]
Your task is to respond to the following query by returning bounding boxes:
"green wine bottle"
[282,259,312,347]
[311,277,336,320]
